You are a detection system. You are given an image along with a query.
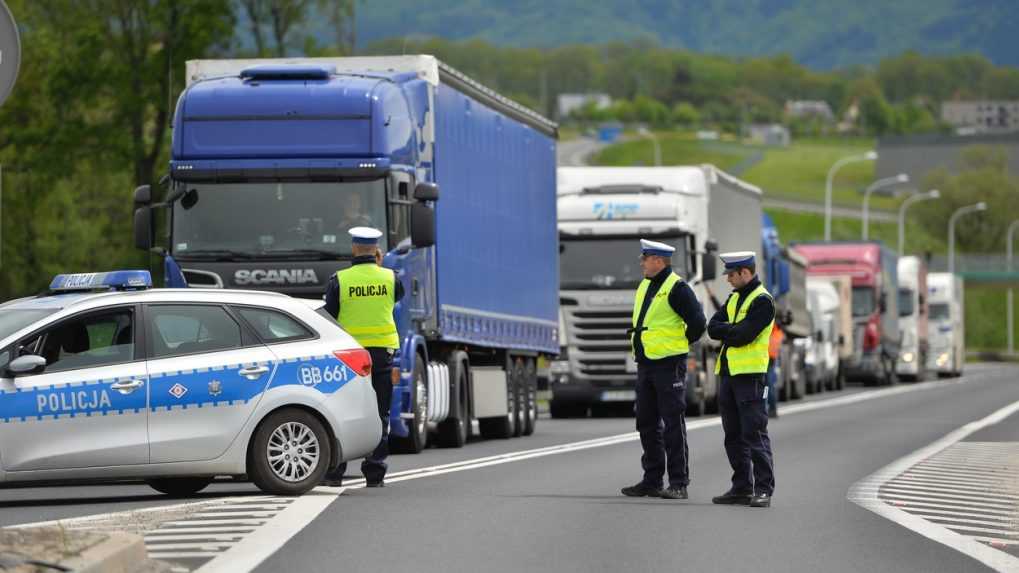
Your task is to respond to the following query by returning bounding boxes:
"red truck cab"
[792,242,900,385]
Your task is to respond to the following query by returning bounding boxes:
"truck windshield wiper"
[253,249,350,261]
[174,249,257,261]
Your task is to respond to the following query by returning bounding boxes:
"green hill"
[352,0,1019,68]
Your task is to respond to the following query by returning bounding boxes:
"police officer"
[707,251,776,508]
[621,239,706,500]
[321,227,403,488]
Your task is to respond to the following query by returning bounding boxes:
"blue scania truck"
[133,56,559,452]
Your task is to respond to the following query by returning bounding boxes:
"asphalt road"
[1,363,1017,572]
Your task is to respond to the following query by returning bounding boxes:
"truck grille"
[565,307,633,384]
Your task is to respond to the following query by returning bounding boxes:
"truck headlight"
[936,352,950,367]
[901,352,914,363]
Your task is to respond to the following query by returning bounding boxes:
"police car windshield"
[560,235,688,290]
[172,180,388,259]
[0,308,59,341]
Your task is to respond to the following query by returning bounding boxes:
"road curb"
[0,527,148,573]
[70,531,148,573]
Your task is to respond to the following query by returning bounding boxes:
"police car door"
[144,303,277,463]
[0,305,149,471]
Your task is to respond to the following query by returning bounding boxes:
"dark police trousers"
[635,355,689,489]
[718,374,775,495]
[325,347,394,484]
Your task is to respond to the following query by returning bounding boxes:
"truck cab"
[927,272,965,377]
[794,242,899,385]
[552,168,705,416]
[896,256,929,380]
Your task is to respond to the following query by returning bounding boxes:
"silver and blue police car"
[0,270,382,496]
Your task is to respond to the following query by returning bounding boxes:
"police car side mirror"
[7,355,46,377]
[411,203,436,248]
[413,182,439,202]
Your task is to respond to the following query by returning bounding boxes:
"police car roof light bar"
[49,270,153,293]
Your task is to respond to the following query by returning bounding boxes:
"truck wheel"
[249,408,331,496]
[685,384,705,417]
[522,358,538,436]
[511,358,524,437]
[392,359,429,454]
[436,352,469,448]
[146,477,213,497]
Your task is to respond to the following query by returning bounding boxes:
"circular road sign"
[0,0,19,108]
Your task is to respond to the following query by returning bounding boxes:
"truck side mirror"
[879,291,888,314]
[815,330,824,343]
[414,182,439,201]
[411,203,436,248]
[133,184,152,206]
[702,239,719,281]
[134,206,153,251]
[838,334,845,346]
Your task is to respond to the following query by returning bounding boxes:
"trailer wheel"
[522,358,538,436]
[436,352,469,448]
[391,358,428,454]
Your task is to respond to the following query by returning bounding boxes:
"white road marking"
[146,527,258,534]
[878,486,1018,504]
[145,534,246,542]
[906,508,1018,522]
[878,500,1017,517]
[849,400,1019,572]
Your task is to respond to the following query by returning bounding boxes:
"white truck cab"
[896,256,929,380]
[926,272,965,377]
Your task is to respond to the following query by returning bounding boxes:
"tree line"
[1,1,1017,299]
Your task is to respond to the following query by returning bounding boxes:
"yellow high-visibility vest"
[337,264,399,349]
[715,283,773,375]
[632,272,689,360]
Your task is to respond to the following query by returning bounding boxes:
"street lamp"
[637,126,662,167]
[897,189,940,256]
[1007,219,1019,355]
[947,201,987,276]
[862,173,909,240]
[825,150,878,241]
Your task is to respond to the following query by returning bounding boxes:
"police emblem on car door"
[0,306,149,471]
[144,304,278,463]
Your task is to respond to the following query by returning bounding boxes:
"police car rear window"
[234,307,313,343]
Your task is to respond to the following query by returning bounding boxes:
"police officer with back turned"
[708,251,776,508]
[621,239,706,500]
[321,227,403,488]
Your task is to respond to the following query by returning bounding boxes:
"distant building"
[875,132,1019,184]
[747,124,790,147]
[941,101,1019,134]
[557,93,612,120]
[785,100,835,122]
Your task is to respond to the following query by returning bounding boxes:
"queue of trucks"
[129,55,969,444]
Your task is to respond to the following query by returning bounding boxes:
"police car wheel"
[146,477,214,497]
[249,408,331,495]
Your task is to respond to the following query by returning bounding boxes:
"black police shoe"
[711,490,753,505]
[750,492,772,508]
[366,480,385,488]
[621,482,664,497]
[768,405,778,418]
[660,486,688,500]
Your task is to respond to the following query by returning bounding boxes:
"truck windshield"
[851,287,875,318]
[929,303,950,321]
[560,235,688,290]
[171,180,387,259]
[898,288,914,317]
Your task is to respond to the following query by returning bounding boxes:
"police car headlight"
[901,352,914,363]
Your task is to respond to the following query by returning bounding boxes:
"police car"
[0,270,382,496]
